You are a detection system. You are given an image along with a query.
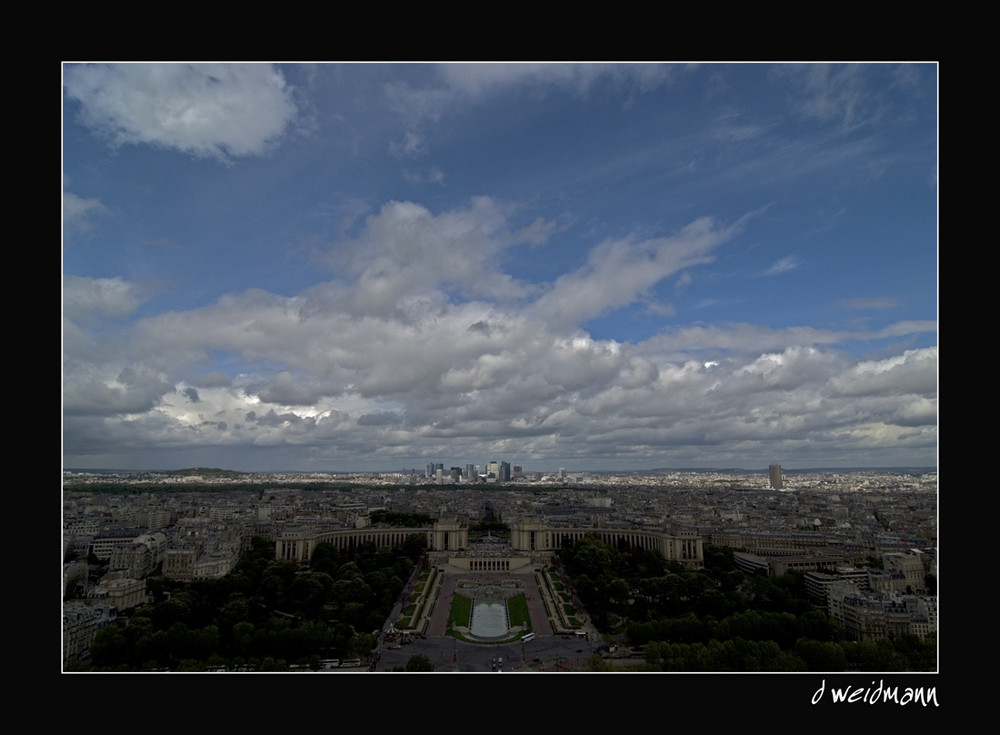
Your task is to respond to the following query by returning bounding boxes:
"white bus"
[520,633,535,642]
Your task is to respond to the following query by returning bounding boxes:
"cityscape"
[63,463,937,674]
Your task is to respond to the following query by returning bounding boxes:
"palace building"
[274,516,704,569]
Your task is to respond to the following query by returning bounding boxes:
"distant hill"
[165,467,241,476]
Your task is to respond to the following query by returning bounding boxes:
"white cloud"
[533,217,736,328]
[323,197,549,315]
[786,64,872,126]
[63,363,173,417]
[62,197,937,469]
[64,63,298,160]
[63,191,107,235]
[763,255,801,276]
[437,62,673,99]
[384,63,676,156]
[827,347,937,398]
[63,275,144,323]
[776,63,927,132]
[387,64,669,121]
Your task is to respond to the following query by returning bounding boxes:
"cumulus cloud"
[258,371,327,406]
[195,372,232,389]
[323,197,551,315]
[827,347,937,398]
[62,198,938,469]
[358,411,403,426]
[63,63,298,160]
[63,363,174,417]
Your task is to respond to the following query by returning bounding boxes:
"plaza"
[374,565,602,672]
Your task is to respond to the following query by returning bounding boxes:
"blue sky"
[62,63,937,472]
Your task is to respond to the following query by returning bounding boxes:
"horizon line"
[64,465,938,475]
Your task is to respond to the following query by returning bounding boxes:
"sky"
[62,63,938,473]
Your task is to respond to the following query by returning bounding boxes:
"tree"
[290,572,334,613]
[332,577,372,607]
[570,536,615,580]
[347,632,377,658]
[310,543,340,576]
[90,625,128,669]
[405,653,434,672]
[794,638,847,671]
[402,533,428,561]
[585,653,611,671]
[218,595,251,634]
[600,575,631,616]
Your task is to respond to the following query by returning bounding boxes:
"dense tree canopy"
[83,536,419,671]
[556,537,935,672]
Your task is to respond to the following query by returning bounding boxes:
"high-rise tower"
[500,461,511,482]
[769,464,784,490]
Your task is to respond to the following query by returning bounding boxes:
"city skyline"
[63,63,938,472]
[64,462,937,476]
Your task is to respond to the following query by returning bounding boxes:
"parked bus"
[520,633,535,642]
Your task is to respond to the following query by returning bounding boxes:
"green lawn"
[507,593,530,630]
[449,593,472,629]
